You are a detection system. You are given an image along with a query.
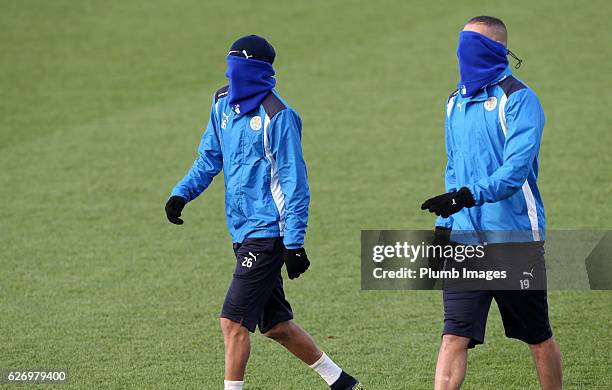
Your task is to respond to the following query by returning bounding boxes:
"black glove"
[283,247,310,279]
[165,196,187,225]
[420,226,452,289]
[430,226,452,265]
[421,187,475,218]
[432,226,451,247]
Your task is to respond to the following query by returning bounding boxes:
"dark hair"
[467,15,506,29]
[466,15,507,42]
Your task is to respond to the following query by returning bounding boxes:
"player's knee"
[528,336,554,352]
[441,334,470,350]
[263,321,291,341]
[220,318,247,338]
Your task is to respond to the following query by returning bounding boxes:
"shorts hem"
[220,313,257,333]
[506,330,553,345]
[442,330,484,349]
[259,314,294,334]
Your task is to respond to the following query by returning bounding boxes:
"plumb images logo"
[370,240,500,284]
[361,230,612,291]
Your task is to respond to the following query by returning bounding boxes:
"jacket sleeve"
[269,109,310,249]
[436,98,456,228]
[170,97,223,202]
[467,89,545,206]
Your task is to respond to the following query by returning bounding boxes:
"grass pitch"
[1,0,611,388]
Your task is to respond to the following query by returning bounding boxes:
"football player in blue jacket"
[421,17,562,390]
[165,35,361,390]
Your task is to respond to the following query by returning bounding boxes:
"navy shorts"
[221,237,293,333]
[443,290,552,348]
[443,242,552,348]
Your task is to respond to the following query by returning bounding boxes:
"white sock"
[309,352,343,385]
[224,380,244,390]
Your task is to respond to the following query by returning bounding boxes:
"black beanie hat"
[228,35,276,64]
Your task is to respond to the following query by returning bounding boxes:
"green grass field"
[1,0,611,388]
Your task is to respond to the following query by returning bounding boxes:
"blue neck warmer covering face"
[225,56,276,116]
[457,31,509,97]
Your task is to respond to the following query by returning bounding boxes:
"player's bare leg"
[220,318,251,381]
[434,334,470,390]
[530,336,562,390]
[264,320,361,389]
[263,320,322,364]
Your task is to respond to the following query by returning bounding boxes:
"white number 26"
[241,252,258,268]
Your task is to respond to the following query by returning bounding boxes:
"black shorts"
[443,289,552,348]
[221,237,293,333]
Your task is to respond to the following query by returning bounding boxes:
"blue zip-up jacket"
[437,67,546,242]
[170,86,309,248]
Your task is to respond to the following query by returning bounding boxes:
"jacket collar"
[461,66,512,102]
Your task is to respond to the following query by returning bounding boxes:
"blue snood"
[457,31,509,97]
[226,56,276,116]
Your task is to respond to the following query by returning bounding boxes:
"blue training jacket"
[170,87,309,248]
[436,67,546,242]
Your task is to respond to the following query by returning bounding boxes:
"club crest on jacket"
[484,96,498,111]
[250,115,262,131]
